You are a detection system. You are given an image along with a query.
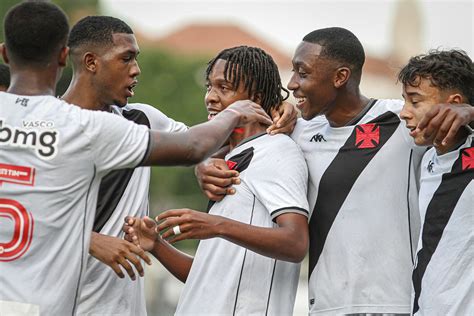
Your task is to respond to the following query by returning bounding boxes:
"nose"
[205,86,218,105]
[131,60,141,77]
[287,72,299,91]
[399,102,412,121]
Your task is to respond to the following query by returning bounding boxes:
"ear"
[1,43,9,64]
[58,46,69,67]
[334,66,351,88]
[83,52,98,73]
[446,93,463,104]
[252,92,263,105]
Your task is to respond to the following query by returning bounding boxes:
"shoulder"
[124,103,186,131]
[373,98,404,115]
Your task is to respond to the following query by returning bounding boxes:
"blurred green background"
[0,0,212,233]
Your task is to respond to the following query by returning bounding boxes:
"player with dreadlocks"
[123,46,310,315]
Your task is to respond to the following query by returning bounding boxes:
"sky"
[101,0,473,59]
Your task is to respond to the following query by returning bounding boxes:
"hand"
[225,100,273,127]
[195,158,240,201]
[123,216,158,252]
[156,209,225,243]
[415,103,474,146]
[89,232,152,280]
[267,101,298,135]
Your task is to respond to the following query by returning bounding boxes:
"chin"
[113,99,128,107]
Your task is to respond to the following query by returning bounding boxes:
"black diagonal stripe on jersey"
[308,111,400,277]
[93,109,151,232]
[412,142,474,314]
[207,147,254,212]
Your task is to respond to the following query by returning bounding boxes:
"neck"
[62,72,111,111]
[7,65,58,96]
[326,87,370,127]
[434,127,470,155]
[228,122,268,150]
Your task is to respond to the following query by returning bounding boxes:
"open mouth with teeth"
[207,111,219,121]
[127,83,137,97]
[296,97,306,109]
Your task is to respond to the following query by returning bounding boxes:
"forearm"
[143,110,239,166]
[215,215,308,263]
[151,237,193,283]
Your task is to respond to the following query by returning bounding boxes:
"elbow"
[285,237,308,263]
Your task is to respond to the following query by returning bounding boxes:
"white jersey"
[412,133,474,315]
[176,133,309,316]
[77,103,187,316]
[0,93,149,315]
[291,99,424,315]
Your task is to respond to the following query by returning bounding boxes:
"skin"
[197,41,474,198]
[62,32,290,280]
[400,76,472,154]
[123,58,309,282]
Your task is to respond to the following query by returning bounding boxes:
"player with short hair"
[399,49,474,315]
[196,27,473,315]
[124,45,309,315]
[0,64,9,91]
[0,2,271,315]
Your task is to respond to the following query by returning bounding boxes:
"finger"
[124,216,135,225]
[130,244,152,266]
[275,105,294,128]
[270,108,281,124]
[435,113,458,146]
[118,257,136,280]
[421,110,448,140]
[267,118,297,135]
[204,191,226,202]
[109,263,125,279]
[157,210,187,221]
[202,183,231,195]
[143,216,156,229]
[416,106,441,131]
[157,218,180,233]
[124,253,145,277]
[201,174,236,188]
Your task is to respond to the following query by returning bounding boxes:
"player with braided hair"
[124,45,309,315]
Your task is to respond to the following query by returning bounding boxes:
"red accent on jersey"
[233,128,245,134]
[0,163,36,186]
[226,160,237,170]
[0,199,34,261]
[461,147,474,170]
[355,123,380,149]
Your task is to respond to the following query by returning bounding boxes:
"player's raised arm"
[142,100,271,166]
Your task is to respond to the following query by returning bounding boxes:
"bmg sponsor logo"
[0,119,58,160]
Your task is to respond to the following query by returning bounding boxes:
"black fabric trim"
[137,129,152,166]
[207,147,255,212]
[234,132,267,149]
[406,149,415,264]
[232,195,256,315]
[72,165,96,316]
[93,109,151,232]
[308,111,401,278]
[412,141,474,314]
[265,259,277,316]
[270,206,309,217]
[345,98,378,126]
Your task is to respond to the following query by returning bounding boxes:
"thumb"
[143,216,156,228]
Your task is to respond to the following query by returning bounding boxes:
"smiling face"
[287,41,339,120]
[93,33,140,107]
[205,59,252,119]
[400,76,457,146]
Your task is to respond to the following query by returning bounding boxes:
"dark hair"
[303,27,365,80]
[205,46,288,113]
[398,49,474,104]
[3,1,69,65]
[0,64,10,88]
[68,16,133,51]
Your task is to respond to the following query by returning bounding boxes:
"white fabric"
[413,134,474,315]
[176,133,309,316]
[77,103,187,316]
[0,93,149,316]
[291,99,424,315]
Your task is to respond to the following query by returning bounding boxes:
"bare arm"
[157,209,309,263]
[123,217,193,283]
[142,100,272,166]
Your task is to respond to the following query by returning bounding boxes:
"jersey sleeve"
[80,109,150,174]
[246,137,309,221]
[130,103,188,132]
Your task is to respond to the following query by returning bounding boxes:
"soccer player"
[398,49,474,315]
[0,63,9,91]
[196,27,473,315]
[124,46,309,315]
[63,16,298,316]
[0,2,271,315]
